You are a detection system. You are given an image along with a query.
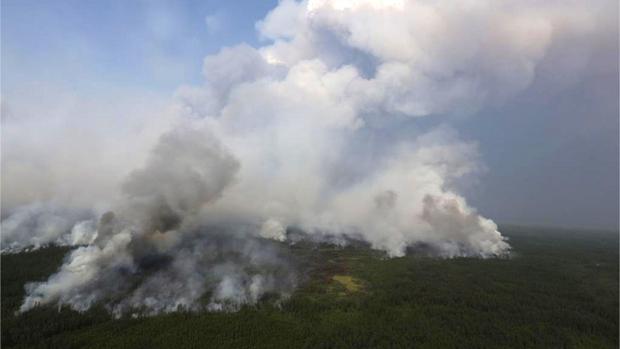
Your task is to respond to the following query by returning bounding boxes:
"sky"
[2,0,277,91]
[2,0,618,231]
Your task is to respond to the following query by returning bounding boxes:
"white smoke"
[3,0,614,315]
[0,203,96,253]
[18,127,297,315]
[260,219,287,242]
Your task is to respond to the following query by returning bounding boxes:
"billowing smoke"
[3,0,613,315]
[0,203,96,253]
[19,127,297,315]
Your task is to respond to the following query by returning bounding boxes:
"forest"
[1,226,618,348]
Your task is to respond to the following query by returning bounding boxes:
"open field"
[1,226,618,348]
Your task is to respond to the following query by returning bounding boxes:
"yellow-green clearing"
[332,275,363,292]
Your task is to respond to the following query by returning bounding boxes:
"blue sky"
[2,0,277,92]
[2,0,618,230]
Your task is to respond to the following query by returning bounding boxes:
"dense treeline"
[1,227,618,348]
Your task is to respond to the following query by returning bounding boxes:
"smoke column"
[2,0,612,315]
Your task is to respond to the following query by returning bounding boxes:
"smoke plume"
[3,0,613,315]
[19,127,296,315]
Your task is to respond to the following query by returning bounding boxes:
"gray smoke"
[1,203,95,253]
[3,0,614,316]
[19,127,295,316]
